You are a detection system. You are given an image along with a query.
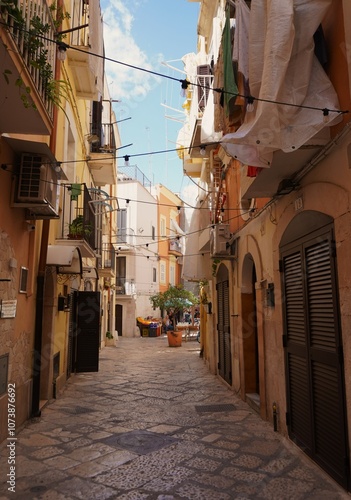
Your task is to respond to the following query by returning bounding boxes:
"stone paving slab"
[0,337,349,499]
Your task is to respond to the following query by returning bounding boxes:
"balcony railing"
[169,239,182,256]
[115,278,135,296]
[90,122,116,153]
[118,166,152,190]
[100,245,116,272]
[58,183,97,252]
[0,0,56,118]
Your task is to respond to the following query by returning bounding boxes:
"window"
[116,257,126,290]
[153,267,157,283]
[160,216,166,238]
[152,225,155,240]
[116,256,126,276]
[117,209,127,243]
[160,261,166,284]
[19,267,28,293]
[170,263,175,285]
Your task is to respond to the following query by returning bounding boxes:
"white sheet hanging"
[233,0,250,80]
[221,0,340,168]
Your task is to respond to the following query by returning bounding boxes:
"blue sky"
[100,0,200,198]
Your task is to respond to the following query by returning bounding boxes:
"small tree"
[150,284,199,329]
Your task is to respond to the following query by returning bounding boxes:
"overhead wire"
[0,19,348,116]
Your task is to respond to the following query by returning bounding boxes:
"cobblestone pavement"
[0,337,349,499]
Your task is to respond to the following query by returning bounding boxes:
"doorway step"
[246,393,260,414]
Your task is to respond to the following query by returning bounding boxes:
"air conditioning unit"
[12,153,59,218]
[210,224,238,259]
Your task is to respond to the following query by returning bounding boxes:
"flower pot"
[167,330,182,347]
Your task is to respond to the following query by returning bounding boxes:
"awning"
[1,134,67,179]
[83,267,99,280]
[171,218,186,236]
[46,246,83,275]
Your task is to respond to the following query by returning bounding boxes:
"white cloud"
[101,0,161,105]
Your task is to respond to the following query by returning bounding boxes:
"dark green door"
[281,225,349,489]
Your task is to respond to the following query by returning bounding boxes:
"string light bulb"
[246,95,255,113]
[124,155,130,166]
[323,108,330,123]
[200,146,206,157]
[57,42,67,62]
[180,79,190,97]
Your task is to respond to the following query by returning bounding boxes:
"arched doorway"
[241,254,259,409]
[216,263,232,385]
[280,210,349,489]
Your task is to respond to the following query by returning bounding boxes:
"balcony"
[98,245,116,276]
[55,184,98,258]
[169,238,182,257]
[87,123,117,186]
[66,0,103,100]
[187,68,214,160]
[114,277,135,296]
[0,0,55,134]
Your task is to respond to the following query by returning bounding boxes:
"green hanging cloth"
[70,183,81,201]
[223,8,238,115]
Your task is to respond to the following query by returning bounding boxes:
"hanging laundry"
[223,8,238,115]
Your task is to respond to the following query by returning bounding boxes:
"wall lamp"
[276,178,298,196]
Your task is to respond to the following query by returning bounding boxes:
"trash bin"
[149,323,158,337]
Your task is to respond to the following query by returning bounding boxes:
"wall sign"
[1,300,17,318]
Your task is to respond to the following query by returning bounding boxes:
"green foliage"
[1,0,70,109]
[150,285,199,316]
[68,216,92,238]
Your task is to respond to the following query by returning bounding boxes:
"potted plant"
[150,285,199,347]
[68,215,92,239]
[105,331,115,346]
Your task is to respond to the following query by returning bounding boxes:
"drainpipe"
[31,0,63,417]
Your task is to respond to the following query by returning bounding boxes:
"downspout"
[31,0,63,417]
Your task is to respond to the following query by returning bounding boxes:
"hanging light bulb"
[57,42,67,62]
[200,146,206,157]
[246,95,255,113]
[323,108,330,123]
[124,155,130,166]
[180,79,190,98]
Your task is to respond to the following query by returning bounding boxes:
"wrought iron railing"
[0,0,56,118]
[101,245,116,272]
[59,183,97,251]
[90,122,116,153]
[69,0,89,46]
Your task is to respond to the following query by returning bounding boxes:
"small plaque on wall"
[1,300,17,318]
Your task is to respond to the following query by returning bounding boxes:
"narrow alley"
[0,337,348,499]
